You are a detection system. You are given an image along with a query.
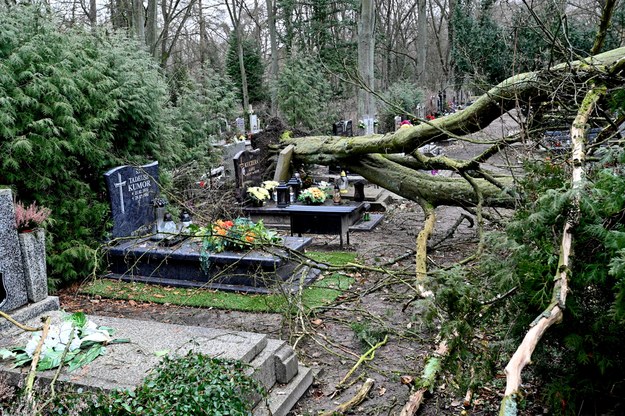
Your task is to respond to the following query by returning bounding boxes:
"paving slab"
[1,312,313,415]
[1,311,268,391]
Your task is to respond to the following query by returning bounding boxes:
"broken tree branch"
[0,311,43,332]
[499,84,606,415]
[320,378,375,416]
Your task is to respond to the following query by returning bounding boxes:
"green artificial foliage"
[225,33,266,106]
[277,56,336,132]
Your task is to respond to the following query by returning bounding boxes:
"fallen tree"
[280,43,625,415]
[283,45,625,210]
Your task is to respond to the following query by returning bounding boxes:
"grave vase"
[18,228,48,303]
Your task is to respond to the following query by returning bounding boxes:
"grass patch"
[82,251,357,313]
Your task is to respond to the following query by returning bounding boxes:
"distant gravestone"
[233,149,262,190]
[344,120,353,137]
[104,162,159,238]
[236,117,246,135]
[0,189,28,312]
[332,121,345,136]
[394,116,402,131]
[250,114,259,133]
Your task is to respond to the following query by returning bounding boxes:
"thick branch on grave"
[282,46,625,164]
[345,154,515,208]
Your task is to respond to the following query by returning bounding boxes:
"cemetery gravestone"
[236,117,246,135]
[0,189,28,312]
[332,121,345,136]
[394,116,402,131]
[104,162,159,238]
[250,114,259,133]
[233,149,262,190]
[344,120,353,137]
[222,141,247,182]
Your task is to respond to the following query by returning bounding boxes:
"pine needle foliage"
[426,147,625,414]
[276,56,336,133]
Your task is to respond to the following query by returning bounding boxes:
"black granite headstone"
[104,162,159,238]
[233,149,262,189]
[333,121,345,136]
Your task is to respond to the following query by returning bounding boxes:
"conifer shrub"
[0,6,227,287]
[426,147,625,414]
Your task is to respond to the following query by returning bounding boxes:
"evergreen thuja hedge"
[0,6,182,286]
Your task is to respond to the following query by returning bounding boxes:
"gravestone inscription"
[104,162,159,238]
[233,149,262,190]
[0,189,28,312]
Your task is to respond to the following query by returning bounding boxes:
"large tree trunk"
[266,0,278,116]
[416,0,427,86]
[283,46,625,207]
[357,0,376,135]
[146,0,158,57]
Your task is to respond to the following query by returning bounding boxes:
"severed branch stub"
[319,378,375,416]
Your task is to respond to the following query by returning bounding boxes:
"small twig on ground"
[0,311,43,332]
[320,378,375,416]
[336,335,388,390]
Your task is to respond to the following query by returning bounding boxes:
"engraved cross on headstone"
[114,173,126,214]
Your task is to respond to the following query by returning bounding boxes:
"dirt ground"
[57,199,503,416]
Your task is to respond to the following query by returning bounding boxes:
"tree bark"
[416,0,427,86]
[132,0,145,42]
[266,0,278,116]
[357,0,376,135]
[146,0,158,57]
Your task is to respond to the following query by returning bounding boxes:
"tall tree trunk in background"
[416,0,427,86]
[266,0,278,116]
[146,0,158,57]
[111,0,129,30]
[226,0,250,121]
[358,0,376,135]
[88,0,97,26]
[132,0,145,42]
[198,0,207,68]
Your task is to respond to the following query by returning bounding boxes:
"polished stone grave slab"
[106,236,319,293]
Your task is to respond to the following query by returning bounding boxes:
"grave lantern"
[338,170,349,194]
[287,175,301,202]
[353,181,365,202]
[276,181,290,208]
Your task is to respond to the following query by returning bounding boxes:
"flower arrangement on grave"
[14,201,52,233]
[262,180,279,191]
[247,186,271,205]
[298,187,327,205]
[358,120,366,129]
[198,218,280,253]
[0,312,128,372]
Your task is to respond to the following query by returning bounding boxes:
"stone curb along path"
[0,311,312,416]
